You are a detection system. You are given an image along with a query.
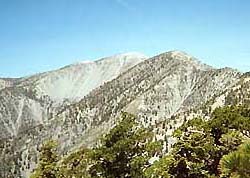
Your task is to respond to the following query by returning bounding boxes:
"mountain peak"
[30,52,147,102]
[0,50,247,178]
[167,50,196,60]
[154,50,213,71]
[112,52,147,58]
[95,52,148,64]
[70,52,147,67]
[168,50,190,55]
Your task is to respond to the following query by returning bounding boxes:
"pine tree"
[88,112,162,178]
[220,141,250,178]
[30,140,59,178]
[58,147,90,178]
[148,106,250,178]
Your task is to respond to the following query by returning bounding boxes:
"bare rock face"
[1,50,248,178]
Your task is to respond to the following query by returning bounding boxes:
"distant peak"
[61,52,148,70]
[95,52,148,64]
[108,52,148,59]
[155,50,213,71]
[168,50,187,54]
[167,50,194,59]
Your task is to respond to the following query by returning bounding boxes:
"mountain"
[49,50,239,145]
[0,52,146,138]
[1,50,249,178]
[20,52,147,102]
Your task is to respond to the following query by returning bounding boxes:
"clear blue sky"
[0,0,250,77]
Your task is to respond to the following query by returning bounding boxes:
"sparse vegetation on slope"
[31,105,250,178]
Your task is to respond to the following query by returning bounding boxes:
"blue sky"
[0,0,250,77]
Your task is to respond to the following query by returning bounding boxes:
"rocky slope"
[1,50,249,178]
[0,53,146,139]
[19,52,147,102]
[0,53,147,177]
[0,78,18,90]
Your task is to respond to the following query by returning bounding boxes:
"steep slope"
[202,71,250,110]
[150,71,250,154]
[0,53,147,139]
[1,50,243,177]
[49,51,239,146]
[23,52,147,102]
[0,78,18,90]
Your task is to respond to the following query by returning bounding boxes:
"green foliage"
[149,106,250,178]
[144,156,174,178]
[30,140,59,178]
[58,147,90,178]
[31,106,250,178]
[88,112,162,178]
[220,141,250,178]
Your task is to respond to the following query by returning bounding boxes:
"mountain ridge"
[0,52,147,139]
[0,50,248,178]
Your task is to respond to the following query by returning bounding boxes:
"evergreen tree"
[144,155,173,178]
[58,147,90,178]
[88,112,162,178]
[148,106,250,178]
[31,106,250,178]
[220,141,250,178]
[30,140,59,178]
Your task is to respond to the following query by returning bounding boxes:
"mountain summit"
[0,50,248,178]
